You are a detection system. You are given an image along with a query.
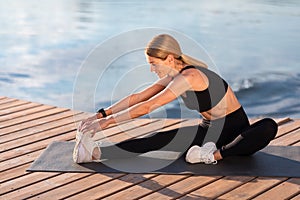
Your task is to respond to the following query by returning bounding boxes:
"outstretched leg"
[100,124,207,159]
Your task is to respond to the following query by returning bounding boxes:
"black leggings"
[101,107,278,159]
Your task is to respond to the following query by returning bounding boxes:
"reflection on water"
[0,0,299,118]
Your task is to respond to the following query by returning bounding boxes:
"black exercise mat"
[27,141,300,177]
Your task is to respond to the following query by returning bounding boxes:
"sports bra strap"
[179,65,196,73]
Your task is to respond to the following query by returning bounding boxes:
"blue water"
[0,0,300,119]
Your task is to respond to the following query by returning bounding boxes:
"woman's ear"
[165,54,175,64]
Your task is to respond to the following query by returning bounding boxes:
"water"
[0,0,300,119]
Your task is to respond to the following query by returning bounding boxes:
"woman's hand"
[78,115,97,130]
[80,118,110,137]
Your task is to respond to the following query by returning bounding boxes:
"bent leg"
[220,118,278,158]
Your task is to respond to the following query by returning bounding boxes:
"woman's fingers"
[81,121,102,136]
[79,117,108,137]
[78,115,97,131]
[78,121,86,131]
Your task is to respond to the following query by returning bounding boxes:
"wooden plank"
[92,118,161,141]
[139,176,221,200]
[62,174,155,200]
[0,107,72,136]
[0,107,67,130]
[23,120,196,200]
[0,104,54,123]
[253,178,300,200]
[0,171,60,195]
[217,124,299,200]
[0,173,92,199]
[92,118,198,143]
[249,117,290,125]
[0,102,42,116]
[0,163,31,184]
[181,176,255,199]
[0,98,18,106]
[0,123,78,153]
[0,110,83,144]
[274,117,292,126]
[270,128,300,146]
[291,194,300,200]
[276,119,300,138]
[0,128,79,172]
[294,141,300,146]
[103,119,184,143]
[24,173,125,200]
[218,177,288,200]
[104,174,188,200]
[100,118,200,144]
[0,100,31,111]
[0,114,89,161]
[0,150,43,172]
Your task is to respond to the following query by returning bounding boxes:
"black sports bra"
[180,66,228,112]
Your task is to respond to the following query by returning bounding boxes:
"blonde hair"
[146,34,208,68]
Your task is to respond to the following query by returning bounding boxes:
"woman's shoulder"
[179,66,209,90]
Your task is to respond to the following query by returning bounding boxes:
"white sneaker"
[185,142,217,164]
[73,131,101,163]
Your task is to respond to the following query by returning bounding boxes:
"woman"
[73,34,278,164]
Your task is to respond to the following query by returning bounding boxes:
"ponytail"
[181,54,208,69]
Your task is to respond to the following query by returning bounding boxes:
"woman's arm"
[79,76,172,131]
[81,73,192,135]
[104,75,172,117]
[106,73,192,125]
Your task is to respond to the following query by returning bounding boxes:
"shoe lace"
[201,146,217,165]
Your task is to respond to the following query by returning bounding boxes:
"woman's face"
[146,55,174,78]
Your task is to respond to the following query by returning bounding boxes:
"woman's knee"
[262,118,278,140]
[242,118,278,141]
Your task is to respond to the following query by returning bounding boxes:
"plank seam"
[0,106,58,128]
[249,177,291,199]
[211,176,258,199]
[0,173,62,196]
[289,190,300,199]
[25,173,95,199]
[0,99,18,106]
[110,119,188,142]
[0,108,72,136]
[0,168,31,184]
[173,176,224,200]
[130,175,192,200]
[93,174,158,200]
[59,173,128,200]
[0,111,84,144]
[94,119,162,142]
[0,129,76,154]
[132,175,193,200]
[0,101,32,113]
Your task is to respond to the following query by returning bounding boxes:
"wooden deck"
[0,96,299,200]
